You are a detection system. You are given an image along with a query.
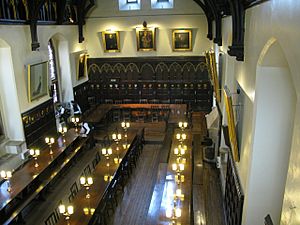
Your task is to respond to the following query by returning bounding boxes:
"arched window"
[48,39,60,103]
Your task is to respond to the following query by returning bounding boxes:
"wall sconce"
[80,176,93,199]
[45,137,55,155]
[0,170,12,192]
[59,204,74,224]
[29,149,40,168]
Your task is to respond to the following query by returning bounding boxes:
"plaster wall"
[0,25,86,141]
[85,0,210,58]
[220,1,300,224]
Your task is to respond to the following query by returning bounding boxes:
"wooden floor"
[108,114,225,225]
[23,113,225,225]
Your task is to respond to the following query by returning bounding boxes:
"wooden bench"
[2,136,91,225]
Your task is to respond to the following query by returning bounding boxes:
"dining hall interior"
[0,0,300,225]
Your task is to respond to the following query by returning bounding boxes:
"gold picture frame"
[136,27,156,51]
[77,53,88,80]
[224,86,239,162]
[27,61,49,102]
[102,31,120,53]
[172,29,192,51]
[205,51,221,103]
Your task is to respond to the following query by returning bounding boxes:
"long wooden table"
[0,129,90,224]
[83,105,113,124]
[56,129,143,225]
[157,128,193,225]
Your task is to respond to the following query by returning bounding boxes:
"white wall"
[0,42,24,141]
[246,67,295,225]
[86,0,211,58]
[220,1,300,224]
[0,25,85,113]
[0,25,86,142]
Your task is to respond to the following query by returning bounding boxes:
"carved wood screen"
[86,56,213,111]
[224,150,244,225]
[21,99,56,148]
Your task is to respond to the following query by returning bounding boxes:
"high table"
[83,103,187,125]
[0,129,91,224]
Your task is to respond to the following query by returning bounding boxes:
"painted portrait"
[102,31,120,52]
[136,27,156,51]
[77,53,88,80]
[172,29,192,51]
[28,61,49,102]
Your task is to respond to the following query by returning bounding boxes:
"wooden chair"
[44,209,60,225]
[139,98,148,104]
[112,110,121,122]
[84,164,92,176]
[68,181,79,203]
[92,151,101,169]
[122,110,131,122]
[105,99,113,104]
[114,99,123,104]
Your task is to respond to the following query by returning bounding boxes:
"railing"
[224,150,244,225]
[0,0,77,25]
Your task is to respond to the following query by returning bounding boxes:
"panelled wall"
[84,56,212,111]
[21,99,57,148]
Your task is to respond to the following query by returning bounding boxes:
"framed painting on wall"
[136,27,156,51]
[27,61,49,102]
[172,29,192,51]
[224,85,239,162]
[102,31,120,52]
[77,53,88,80]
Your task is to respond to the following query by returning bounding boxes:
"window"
[119,0,141,11]
[48,40,60,103]
[151,0,173,9]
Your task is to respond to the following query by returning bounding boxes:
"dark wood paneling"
[73,81,90,114]
[224,150,244,225]
[87,57,213,111]
[22,99,56,148]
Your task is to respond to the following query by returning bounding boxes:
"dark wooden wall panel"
[22,99,56,148]
[87,57,213,111]
[224,151,244,225]
[73,81,90,114]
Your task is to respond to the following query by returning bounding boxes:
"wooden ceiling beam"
[204,0,222,46]
[73,0,95,43]
[27,0,47,51]
[193,0,213,40]
[228,0,245,61]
